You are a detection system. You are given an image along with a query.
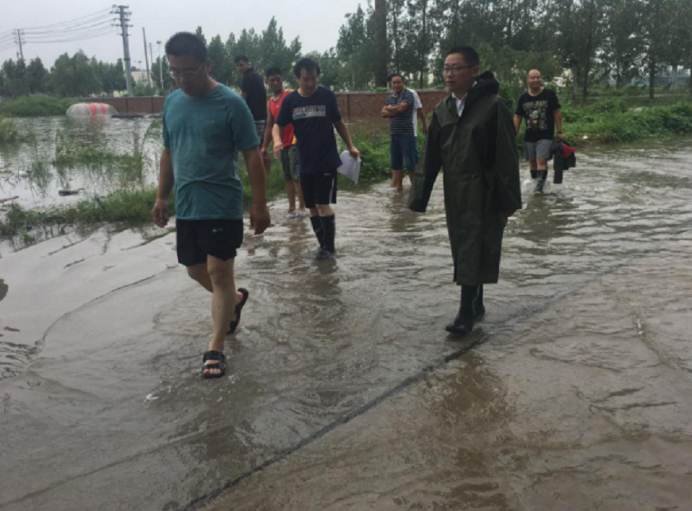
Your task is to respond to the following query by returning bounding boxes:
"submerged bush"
[0,116,20,143]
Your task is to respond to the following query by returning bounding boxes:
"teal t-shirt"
[163,85,259,220]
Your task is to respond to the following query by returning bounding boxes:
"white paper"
[337,151,362,184]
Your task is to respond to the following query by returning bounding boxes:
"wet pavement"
[1,141,692,510]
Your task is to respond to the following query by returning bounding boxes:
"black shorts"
[301,171,337,208]
[176,219,244,267]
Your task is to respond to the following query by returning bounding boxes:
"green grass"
[0,116,20,143]
[0,96,80,117]
[561,100,692,144]
[0,189,174,243]
[53,130,148,188]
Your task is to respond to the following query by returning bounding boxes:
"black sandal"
[228,288,249,335]
[201,350,226,379]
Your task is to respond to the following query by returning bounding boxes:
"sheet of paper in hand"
[337,151,362,184]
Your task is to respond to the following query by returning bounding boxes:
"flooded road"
[1,138,692,510]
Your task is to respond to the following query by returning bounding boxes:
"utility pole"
[148,42,155,87]
[373,0,388,88]
[142,27,151,86]
[13,29,25,61]
[156,41,164,89]
[113,5,133,96]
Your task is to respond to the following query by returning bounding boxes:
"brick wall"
[87,90,449,119]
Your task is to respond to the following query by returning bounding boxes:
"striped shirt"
[386,89,415,135]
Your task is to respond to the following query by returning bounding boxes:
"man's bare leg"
[203,255,237,377]
[187,263,243,322]
[285,179,296,213]
[409,171,415,184]
[392,169,404,193]
[295,180,307,214]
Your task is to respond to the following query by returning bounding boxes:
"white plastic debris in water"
[66,102,119,117]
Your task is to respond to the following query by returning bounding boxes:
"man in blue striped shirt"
[382,73,416,193]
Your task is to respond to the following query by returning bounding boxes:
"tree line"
[1,1,691,100]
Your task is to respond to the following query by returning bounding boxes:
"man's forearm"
[513,115,522,134]
[272,124,282,146]
[555,110,563,133]
[263,110,275,149]
[334,120,355,148]
[243,147,268,204]
[157,148,174,200]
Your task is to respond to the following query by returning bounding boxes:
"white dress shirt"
[452,92,467,117]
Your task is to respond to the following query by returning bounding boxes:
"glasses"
[169,63,205,79]
[443,65,474,75]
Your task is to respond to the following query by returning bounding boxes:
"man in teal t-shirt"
[152,32,270,379]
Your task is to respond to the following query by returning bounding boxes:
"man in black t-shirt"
[514,69,564,195]
[235,55,270,174]
[275,58,360,260]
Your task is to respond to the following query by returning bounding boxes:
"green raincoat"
[409,72,522,285]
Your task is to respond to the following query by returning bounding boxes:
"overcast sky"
[0,0,364,67]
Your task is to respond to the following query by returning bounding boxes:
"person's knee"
[536,158,548,169]
[186,264,207,283]
[207,259,235,287]
[316,204,333,216]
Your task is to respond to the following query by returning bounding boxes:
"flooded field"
[0,117,691,510]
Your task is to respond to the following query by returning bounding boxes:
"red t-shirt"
[269,90,296,148]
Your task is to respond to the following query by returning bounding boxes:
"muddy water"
[1,138,692,510]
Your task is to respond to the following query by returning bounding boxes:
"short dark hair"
[165,32,207,64]
[293,58,320,78]
[446,46,480,67]
[388,73,405,83]
[266,67,283,79]
[234,55,249,64]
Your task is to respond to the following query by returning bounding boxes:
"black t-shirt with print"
[515,89,561,142]
[241,68,267,121]
[276,86,342,175]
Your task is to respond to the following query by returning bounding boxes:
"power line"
[23,23,115,42]
[22,16,114,36]
[20,8,111,30]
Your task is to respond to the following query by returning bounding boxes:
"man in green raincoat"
[408,46,522,336]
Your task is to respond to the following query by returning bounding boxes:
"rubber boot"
[315,215,335,259]
[445,285,476,336]
[535,170,548,195]
[310,216,325,254]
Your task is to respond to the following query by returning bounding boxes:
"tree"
[259,17,301,78]
[208,35,231,84]
[0,59,29,97]
[602,0,643,89]
[50,51,101,97]
[26,58,49,94]
[337,5,377,89]
[388,0,407,73]
[194,26,207,46]
[404,0,436,88]
[641,0,675,99]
